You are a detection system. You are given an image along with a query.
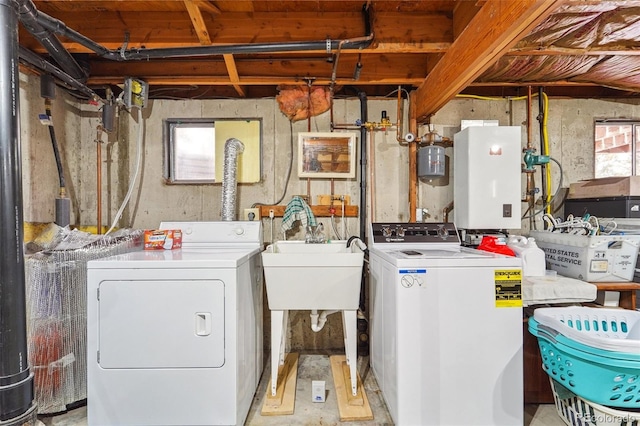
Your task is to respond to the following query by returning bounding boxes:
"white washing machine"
[86,221,263,426]
[368,222,523,426]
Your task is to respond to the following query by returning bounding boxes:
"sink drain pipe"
[310,310,339,332]
[0,0,36,423]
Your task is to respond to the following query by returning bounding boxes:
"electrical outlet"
[243,208,260,221]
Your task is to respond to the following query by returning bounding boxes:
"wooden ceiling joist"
[414,0,566,122]
[223,54,246,97]
[184,1,244,97]
[183,0,212,45]
[195,1,221,15]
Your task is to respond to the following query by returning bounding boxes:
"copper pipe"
[330,178,335,206]
[306,89,312,202]
[525,86,536,226]
[96,128,102,234]
[369,129,376,222]
[443,201,454,223]
[408,92,418,222]
[395,85,406,144]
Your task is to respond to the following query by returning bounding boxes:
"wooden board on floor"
[329,355,374,422]
[261,352,299,416]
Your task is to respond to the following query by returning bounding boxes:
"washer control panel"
[370,222,460,245]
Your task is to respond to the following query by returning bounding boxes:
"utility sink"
[262,240,364,310]
[262,240,366,398]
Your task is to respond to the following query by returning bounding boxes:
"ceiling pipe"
[32,2,374,61]
[17,0,87,82]
[18,46,100,101]
[0,0,36,423]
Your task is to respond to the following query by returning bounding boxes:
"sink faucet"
[305,223,325,243]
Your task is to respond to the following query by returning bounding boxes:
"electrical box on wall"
[123,77,149,110]
[453,126,522,229]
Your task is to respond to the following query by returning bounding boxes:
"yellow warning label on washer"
[494,269,522,308]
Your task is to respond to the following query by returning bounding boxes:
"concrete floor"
[36,353,567,426]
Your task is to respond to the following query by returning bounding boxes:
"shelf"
[259,205,359,218]
[590,281,640,310]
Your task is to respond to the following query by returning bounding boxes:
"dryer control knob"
[437,226,448,239]
[184,227,193,235]
[234,227,245,235]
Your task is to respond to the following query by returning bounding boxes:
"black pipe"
[0,0,35,422]
[358,91,368,242]
[17,0,87,81]
[18,46,99,100]
[33,3,373,62]
[358,90,367,307]
[34,7,112,57]
[356,90,369,356]
[44,101,66,189]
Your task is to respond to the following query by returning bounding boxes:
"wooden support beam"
[414,0,565,122]
[261,352,298,416]
[183,0,211,45]
[259,205,358,218]
[195,1,221,15]
[452,1,482,39]
[330,355,373,422]
[223,54,247,97]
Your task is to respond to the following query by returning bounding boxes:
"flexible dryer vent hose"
[221,138,244,221]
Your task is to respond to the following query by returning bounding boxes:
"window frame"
[594,119,640,178]
[163,117,262,184]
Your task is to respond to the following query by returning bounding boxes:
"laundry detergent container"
[262,241,364,310]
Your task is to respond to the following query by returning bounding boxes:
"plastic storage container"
[529,307,640,409]
[508,236,546,276]
[549,378,640,426]
[529,231,640,282]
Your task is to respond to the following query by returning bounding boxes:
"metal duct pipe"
[33,5,373,62]
[221,138,244,221]
[0,0,36,422]
[18,46,100,101]
[18,0,87,81]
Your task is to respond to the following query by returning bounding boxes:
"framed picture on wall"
[298,132,357,179]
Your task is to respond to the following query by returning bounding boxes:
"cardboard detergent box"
[144,229,182,250]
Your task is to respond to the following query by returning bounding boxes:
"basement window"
[163,118,262,184]
[594,120,640,178]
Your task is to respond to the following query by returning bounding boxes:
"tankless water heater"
[453,126,522,229]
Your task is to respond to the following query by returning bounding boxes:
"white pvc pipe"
[310,310,339,332]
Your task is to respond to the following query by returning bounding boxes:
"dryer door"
[97,279,225,369]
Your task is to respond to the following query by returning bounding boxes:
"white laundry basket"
[550,378,640,426]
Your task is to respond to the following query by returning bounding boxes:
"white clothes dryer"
[368,222,523,426]
[86,221,263,426]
